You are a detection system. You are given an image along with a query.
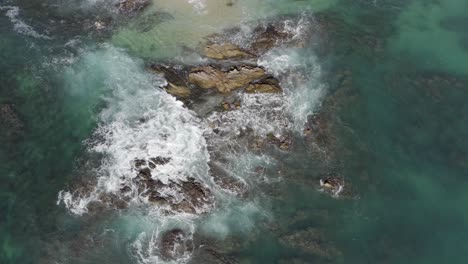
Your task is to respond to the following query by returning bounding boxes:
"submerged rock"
[0,103,24,137]
[132,11,174,32]
[279,228,342,260]
[203,43,253,60]
[116,0,150,15]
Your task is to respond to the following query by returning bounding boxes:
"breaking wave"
[57,45,211,216]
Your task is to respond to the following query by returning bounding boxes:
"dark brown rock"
[116,0,150,15]
[160,229,193,260]
[250,24,292,54]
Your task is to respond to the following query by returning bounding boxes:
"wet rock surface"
[189,65,267,93]
[160,229,193,260]
[116,0,150,15]
[203,43,253,60]
[129,157,214,214]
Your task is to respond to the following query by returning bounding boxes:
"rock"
[319,176,344,196]
[279,228,342,259]
[188,65,266,93]
[250,24,291,54]
[150,65,193,99]
[160,229,193,260]
[116,0,150,15]
[149,156,171,167]
[203,43,253,60]
[245,83,282,94]
[165,83,192,98]
[266,133,292,151]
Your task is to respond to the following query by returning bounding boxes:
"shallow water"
[1,0,468,263]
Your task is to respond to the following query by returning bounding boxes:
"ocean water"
[1,0,468,263]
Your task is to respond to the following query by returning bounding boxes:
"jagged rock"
[160,229,193,260]
[250,24,292,54]
[150,65,193,99]
[116,0,150,15]
[266,133,292,151]
[165,83,191,98]
[188,65,266,93]
[203,43,253,60]
[245,83,282,94]
[279,228,342,259]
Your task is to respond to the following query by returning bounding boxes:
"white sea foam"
[206,93,288,139]
[258,47,326,131]
[0,6,51,39]
[57,45,211,215]
[187,0,207,14]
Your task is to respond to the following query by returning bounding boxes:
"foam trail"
[0,6,51,39]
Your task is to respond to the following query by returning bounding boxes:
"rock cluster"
[160,229,193,260]
[127,157,214,214]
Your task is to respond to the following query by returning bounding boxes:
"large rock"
[203,43,253,60]
[188,65,266,93]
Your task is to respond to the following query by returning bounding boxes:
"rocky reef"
[58,13,352,264]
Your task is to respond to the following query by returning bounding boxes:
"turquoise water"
[1,0,468,263]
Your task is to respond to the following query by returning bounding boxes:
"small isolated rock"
[319,176,344,196]
[203,43,253,60]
